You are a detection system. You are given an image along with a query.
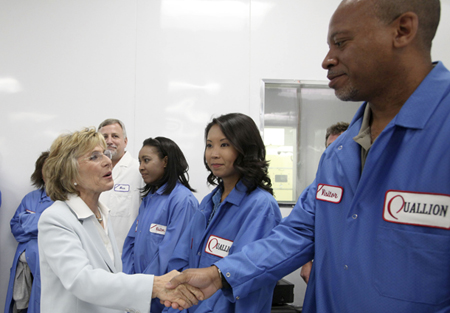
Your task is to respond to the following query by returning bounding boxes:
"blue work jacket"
[217,62,450,313]
[5,188,53,313]
[165,181,282,313]
[122,182,198,313]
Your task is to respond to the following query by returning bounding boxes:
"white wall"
[1,0,449,310]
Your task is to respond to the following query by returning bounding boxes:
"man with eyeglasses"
[98,118,144,255]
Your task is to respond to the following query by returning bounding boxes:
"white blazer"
[38,195,154,313]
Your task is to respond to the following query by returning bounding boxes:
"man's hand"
[300,260,313,284]
[163,266,223,309]
[152,270,204,310]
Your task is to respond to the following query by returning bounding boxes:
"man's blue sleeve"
[216,182,317,301]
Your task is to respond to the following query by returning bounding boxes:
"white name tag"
[383,190,450,229]
[150,223,167,235]
[316,184,343,203]
[205,235,233,258]
[114,184,130,192]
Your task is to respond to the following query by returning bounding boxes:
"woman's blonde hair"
[43,127,106,201]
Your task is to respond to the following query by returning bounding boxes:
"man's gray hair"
[98,118,127,138]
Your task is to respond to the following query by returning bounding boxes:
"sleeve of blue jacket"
[121,213,138,274]
[217,182,316,302]
[165,219,193,275]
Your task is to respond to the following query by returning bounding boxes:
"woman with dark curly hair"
[163,113,282,313]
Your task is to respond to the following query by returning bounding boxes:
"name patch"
[205,235,233,258]
[114,184,130,192]
[383,190,450,229]
[150,223,167,235]
[316,184,343,203]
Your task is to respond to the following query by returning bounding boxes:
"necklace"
[95,211,103,223]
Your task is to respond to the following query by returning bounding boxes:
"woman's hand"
[153,270,204,310]
[163,266,222,309]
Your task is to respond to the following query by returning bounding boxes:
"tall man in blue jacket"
[167,0,450,312]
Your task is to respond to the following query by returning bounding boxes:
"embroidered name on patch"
[114,184,130,192]
[205,235,233,258]
[383,190,450,229]
[316,184,343,203]
[150,224,167,235]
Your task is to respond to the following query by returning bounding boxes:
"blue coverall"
[165,181,282,313]
[122,182,198,313]
[5,188,53,313]
[217,61,450,313]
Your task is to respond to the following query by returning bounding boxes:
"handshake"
[152,266,224,310]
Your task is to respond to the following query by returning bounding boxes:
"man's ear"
[124,137,128,148]
[392,12,419,48]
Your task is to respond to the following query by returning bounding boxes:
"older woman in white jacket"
[38,128,201,313]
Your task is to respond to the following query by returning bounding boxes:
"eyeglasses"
[84,150,113,162]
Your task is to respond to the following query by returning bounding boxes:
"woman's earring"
[74,182,78,186]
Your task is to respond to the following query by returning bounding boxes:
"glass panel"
[265,126,295,202]
[261,80,361,204]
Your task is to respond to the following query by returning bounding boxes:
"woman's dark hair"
[141,137,195,197]
[204,113,273,195]
[31,151,50,189]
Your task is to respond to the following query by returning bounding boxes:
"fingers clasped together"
[152,270,203,310]
[154,266,223,310]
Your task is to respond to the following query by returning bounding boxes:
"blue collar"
[350,61,450,131]
[40,188,52,202]
[213,180,249,207]
[154,182,171,195]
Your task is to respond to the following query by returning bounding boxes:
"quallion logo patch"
[383,190,450,229]
[316,184,343,203]
[205,235,233,258]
